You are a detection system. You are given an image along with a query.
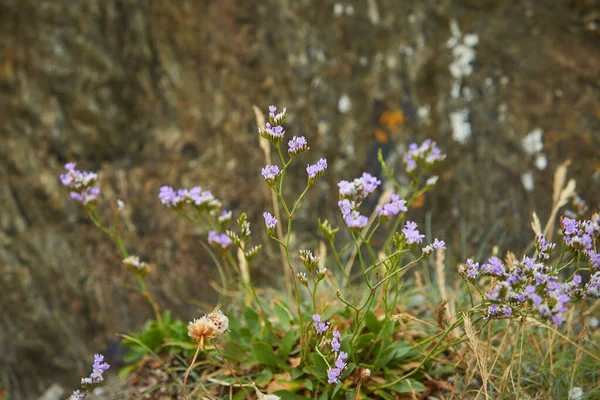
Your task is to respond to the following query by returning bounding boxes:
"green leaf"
[332,382,342,398]
[118,364,138,378]
[373,390,395,400]
[162,340,198,351]
[309,353,329,378]
[387,379,426,393]
[251,342,278,366]
[318,389,330,400]
[304,378,314,391]
[255,368,273,386]
[279,330,298,359]
[291,366,305,380]
[274,302,293,330]
[244,306,261,333]
[222,340,248,361]
[354,333,375,350]
[365,311,381,334]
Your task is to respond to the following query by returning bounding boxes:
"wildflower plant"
[60,105,600,399]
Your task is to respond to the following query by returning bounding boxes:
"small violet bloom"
[288,136,309,156]
[422,238,446,256]
[307,158,327,183]
[312,314,329,335]
[208,231,232,251]
[261,165,281,185]
[377,193,407,220]
[402,221,425,245]
[263,212,278,234]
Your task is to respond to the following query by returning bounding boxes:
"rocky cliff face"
[1,0,598,397]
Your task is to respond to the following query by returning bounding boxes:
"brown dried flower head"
[188,311,229,345]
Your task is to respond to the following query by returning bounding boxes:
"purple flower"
[312,314,330,334]
[402,221,425,245]
[344,211,368,230]
[459,259,480,280]
[422,238,446,256]
[327,351,349,384]
[333,330,341,340]
[60,163,98,191]
[338,173,381,203]
[70,187,100,205]
[208,231,232,251]
[159,186,179,207]
[562,217,579,235]
[263,212,278,233]
[69,390,85,400]
[288,136,309,156]
[403,139,446,173]
[261,165,281,185]
[307,158,327,182]
[331,337,341,352]
[586,272,600,297]
[327,367,342,384]
[588,250,600,271]
[268,105,287,124]
[338,199,357,217]
[377,194,408,220]
[218,210,232,225]
[536,234,556,260]
[481,257,506,277]
[78,353,110,387]
[93,354,110,374]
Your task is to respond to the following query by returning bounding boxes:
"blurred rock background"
[0,0,598,398]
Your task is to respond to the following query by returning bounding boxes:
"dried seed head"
[360,368,371,379]
[188,310,229,344]
[188,316,219,343]
[208,310,229,335]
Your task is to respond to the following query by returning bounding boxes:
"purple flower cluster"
[561,214,599,253]
[158,186,221,210]
[338,199,368,230]
[536,234,556,260]
[377,194,408,221]
[330,330,341,352]
[307,158,328,183]
[60,163,101,205]
[208,231,233,251]
[402,221,425,245]
[259,105,287,143]
[263,212,278,234]
[338,173,381,203]
[403,139,446,173]
[80,354,110,386]
[312,314,330,334]
[337,172,383,229]
[422,238,446,256]
[587,273,600,297]
[327,351,349,384]
[261,165,281,185]
[288,136,309,156]
[268,105,287,124]
[69,390,84,400]
[458,259,480,280]
[459,243,586,324]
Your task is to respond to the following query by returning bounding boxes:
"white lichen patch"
[447,20,478,85]
[338,94,352,114]
[522,128,543,155]
[450,109,471,143]
[521,171,535,192]
[535,153,547,170]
